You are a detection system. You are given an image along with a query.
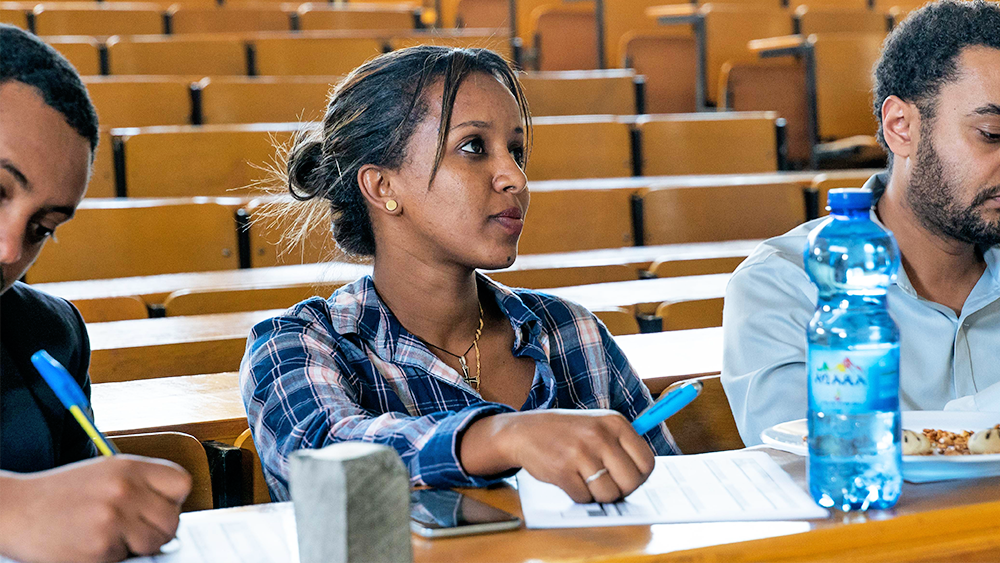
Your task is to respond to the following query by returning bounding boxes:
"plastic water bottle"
[803,188,902,512]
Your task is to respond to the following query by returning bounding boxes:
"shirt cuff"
[417,403,517,488]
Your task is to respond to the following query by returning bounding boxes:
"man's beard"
[907,136,1000,247]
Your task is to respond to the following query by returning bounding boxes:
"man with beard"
[721,0,1000,446]
[1,25,191,562]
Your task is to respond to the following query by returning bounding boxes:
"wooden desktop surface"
[545,274,731,315]
[90,329,722,441]
[35,240,759,304]
[413,448,1000,563]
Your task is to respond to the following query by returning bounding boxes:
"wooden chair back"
[488,264,637,290]
[47,36,102,75]
[520,70,637,116]
[296,4,416,31]
[113,124,301,198]
[593,307,640,336]
[530,3,597,71]
[812,171,874,216]
[110,431,214,512]
[88,129,116,198]
[518,187,637,253]
[235,429,272,505]
[655,297,724,331]
[527,116,632,180]
[636,111,780,176]
[794,5,889,35]
[621,31,697,113]
[388,31,513,60]
[701,4,794,106]
[26,198,243,282]
[0,5,29,29]
[605,0,689,69]
[106,35,248,76]
[242,196,342,267]
[72,296,149,323]
[32,3,163,36]
[252,35,385,76]
[661,375,744,454]
[790,0,869,8]
[648,255,746,278]
[719,60,810,166]
[163,282,345,316]
[455,0,507,29]
[83,77,194,129]
[198,77,333,125]
[168,5,292,34]
[638,182,805,245]
[512,0,558,47]
[811,32,886,141]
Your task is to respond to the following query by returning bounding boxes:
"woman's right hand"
[460,409,656,504]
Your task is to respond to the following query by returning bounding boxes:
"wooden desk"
[85,275,729,382]
[87,309,284,382]
[34,240,759,305]
[88,329,723,440]
[545,274,731,315]
[167,448,1000,563]
[617,328,722,395]
[412,448,1000,563]
[92,371,247,445]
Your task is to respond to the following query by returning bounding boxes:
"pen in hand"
[31,349,119,457]
[632,380,704,436]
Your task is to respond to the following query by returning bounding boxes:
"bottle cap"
[826,188,873,211]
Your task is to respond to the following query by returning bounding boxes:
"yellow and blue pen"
[31,349,119,457]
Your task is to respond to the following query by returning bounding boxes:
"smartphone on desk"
[410,488,521,538]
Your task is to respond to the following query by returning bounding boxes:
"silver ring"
[584,468,608,484]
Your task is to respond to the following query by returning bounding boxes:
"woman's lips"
[492,207,523,235]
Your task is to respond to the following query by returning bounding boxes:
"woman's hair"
[282,46,531,258]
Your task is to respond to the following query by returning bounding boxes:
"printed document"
[517,451,828,528]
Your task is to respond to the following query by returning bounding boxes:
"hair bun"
[287,139,325,200]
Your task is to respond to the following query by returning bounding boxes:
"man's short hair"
[0,24,99,153]
[873,0,1000,159]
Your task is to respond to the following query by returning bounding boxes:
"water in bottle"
[803,188,902,512]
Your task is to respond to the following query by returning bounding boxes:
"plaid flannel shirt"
[240,274,678,500]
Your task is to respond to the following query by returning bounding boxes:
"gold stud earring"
[385,199,398,212]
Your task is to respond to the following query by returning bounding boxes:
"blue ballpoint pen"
[632,380,704,436]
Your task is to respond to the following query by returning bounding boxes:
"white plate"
[760,411,1000,483]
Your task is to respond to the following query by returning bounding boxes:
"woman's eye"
[510,146,525,167]
[459,138,485,155]
[26,223,55,245]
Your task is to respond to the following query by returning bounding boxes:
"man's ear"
[357,165,401,215]
[881,95,919,161]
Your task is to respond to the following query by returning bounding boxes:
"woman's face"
[382,71,529,270]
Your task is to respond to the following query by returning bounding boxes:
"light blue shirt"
[722,173,1000,446]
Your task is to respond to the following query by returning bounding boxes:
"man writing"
[0,24,191,562]
[722,0,1000,445]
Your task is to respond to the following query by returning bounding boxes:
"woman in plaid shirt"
[241,46,678,504]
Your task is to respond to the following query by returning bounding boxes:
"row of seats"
[33,29,511,77]
[1,2,420,36]
[79,71,643,129]
[27,172,861,283]
[87,112,785,198]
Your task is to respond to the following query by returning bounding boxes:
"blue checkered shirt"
[240,274,678,500]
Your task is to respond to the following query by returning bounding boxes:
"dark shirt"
[1,282,97,472]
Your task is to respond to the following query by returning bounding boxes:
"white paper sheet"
[517,451,828,528]
[131,503,298,563]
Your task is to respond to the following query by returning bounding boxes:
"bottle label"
[808,347,899,412]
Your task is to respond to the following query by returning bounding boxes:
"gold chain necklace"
[420,303,484,392]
